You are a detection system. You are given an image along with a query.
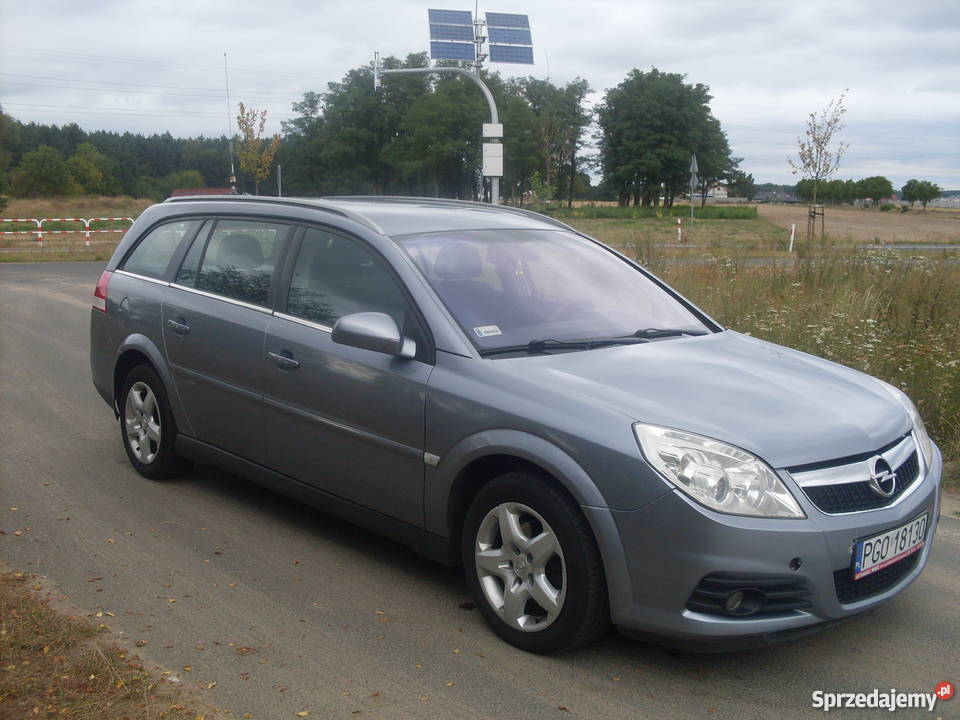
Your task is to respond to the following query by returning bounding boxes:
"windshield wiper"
[628,327,710,340]
[479,336,650,357]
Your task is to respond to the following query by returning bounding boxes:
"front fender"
[114,334,194,437]
[423,428,609,538]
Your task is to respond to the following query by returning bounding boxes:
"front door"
[262,227,432,526]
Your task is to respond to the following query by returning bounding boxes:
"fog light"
[723,588,766,616]
[723,591,743,613]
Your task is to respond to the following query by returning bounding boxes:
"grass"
[567,217,960,469]
[550,204,758,220]
[0,570,216,719]
[3,196,153,220]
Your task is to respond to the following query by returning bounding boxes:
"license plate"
[853,514,927,580]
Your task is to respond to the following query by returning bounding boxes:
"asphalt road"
[2,262,958,720]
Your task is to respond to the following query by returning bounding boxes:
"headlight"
[633,423,805,518]
[877,381,934,467]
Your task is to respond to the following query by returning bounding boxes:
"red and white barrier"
[0,217,135,247]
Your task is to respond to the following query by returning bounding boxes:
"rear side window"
[286,228,410,328]
[122,220,198,279]
[179,219,289,307]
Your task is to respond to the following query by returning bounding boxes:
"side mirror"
[331,312,416,359]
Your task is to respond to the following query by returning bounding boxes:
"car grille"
[789,434,921,515]
[834,549,921,604]
[686,573,811,617]
[803,451,919,514]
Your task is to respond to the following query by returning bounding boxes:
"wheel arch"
[425,429,609,543]
[113,334,193,436]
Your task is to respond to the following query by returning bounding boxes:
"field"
[564,212,960,481]
[759,203,960,244]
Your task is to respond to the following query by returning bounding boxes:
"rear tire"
[119,365,189,480]
[462,471,609,653]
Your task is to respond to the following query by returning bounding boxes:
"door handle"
[267,350,300,370]
[167,318,190,335]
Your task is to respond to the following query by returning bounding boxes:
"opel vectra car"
[90,196,943,653]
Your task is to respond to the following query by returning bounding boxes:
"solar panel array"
[428,8,476,61]
[486,11,533,65]
[427,9,533,65]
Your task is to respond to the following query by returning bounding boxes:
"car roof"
[164,195,574,237]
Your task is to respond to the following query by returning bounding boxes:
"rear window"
[177,219,289,307]
[122,220,198,279]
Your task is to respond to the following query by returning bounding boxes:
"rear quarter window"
[122,220,199,279]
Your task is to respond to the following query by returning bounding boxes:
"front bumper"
[586,443,943,650]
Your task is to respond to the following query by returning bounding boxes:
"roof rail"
[328,196,576,232]
[163,195,385,235]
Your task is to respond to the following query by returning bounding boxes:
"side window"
[122,220,198,279]
[189,219,289,306]
[174,220,211,287]
[286,228,410,329]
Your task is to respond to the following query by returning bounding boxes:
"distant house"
[169,187,234,197]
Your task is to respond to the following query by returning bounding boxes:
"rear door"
[262,226,433,526]
[163,218,294,465]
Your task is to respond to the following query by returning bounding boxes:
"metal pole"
[277,164,282,197]
[224,53,236,193]
[378,66,500,204]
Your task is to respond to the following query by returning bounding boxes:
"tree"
[901,179,942,209]
[236,103,281,194]
[788,91,848,205]
[9,145,72,197]
[597,68,735,208]
[858,176,893,206]
[727,170,756,200]
[66,143,121,195]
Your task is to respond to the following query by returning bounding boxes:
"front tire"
[119,365,189,480]
[462,471,609,653]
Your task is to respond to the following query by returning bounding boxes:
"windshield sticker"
[474,325,502,338]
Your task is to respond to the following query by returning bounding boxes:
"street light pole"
[375,57,501,204]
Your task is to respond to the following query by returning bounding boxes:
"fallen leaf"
[183,666,193,672]
[611,676,621,682]
[13,531,22,536]
[227,582,238,587]
[87,577,102,582]
[242,715,253,719]
[107,538,116,543]
[296,712,310,717]
[8,507,18,511]
[135,640,147,647]
[446,681,455,687]
[452,648,459,654]
[558,706,570,713]
[168,598,177,603]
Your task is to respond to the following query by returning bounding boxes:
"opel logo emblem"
[867,456,897,498]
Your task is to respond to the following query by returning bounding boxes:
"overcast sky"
[2,0,958,188]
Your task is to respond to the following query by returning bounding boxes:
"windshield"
[396,229,712,352]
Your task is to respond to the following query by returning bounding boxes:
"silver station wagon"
[91,196,943,653]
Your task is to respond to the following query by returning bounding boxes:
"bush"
[880,203,896,212]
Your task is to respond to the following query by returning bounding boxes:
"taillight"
[93,271,112,312]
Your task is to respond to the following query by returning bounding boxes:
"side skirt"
[175,435,459,567]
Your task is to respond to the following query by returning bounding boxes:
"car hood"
[504,331,910,468]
